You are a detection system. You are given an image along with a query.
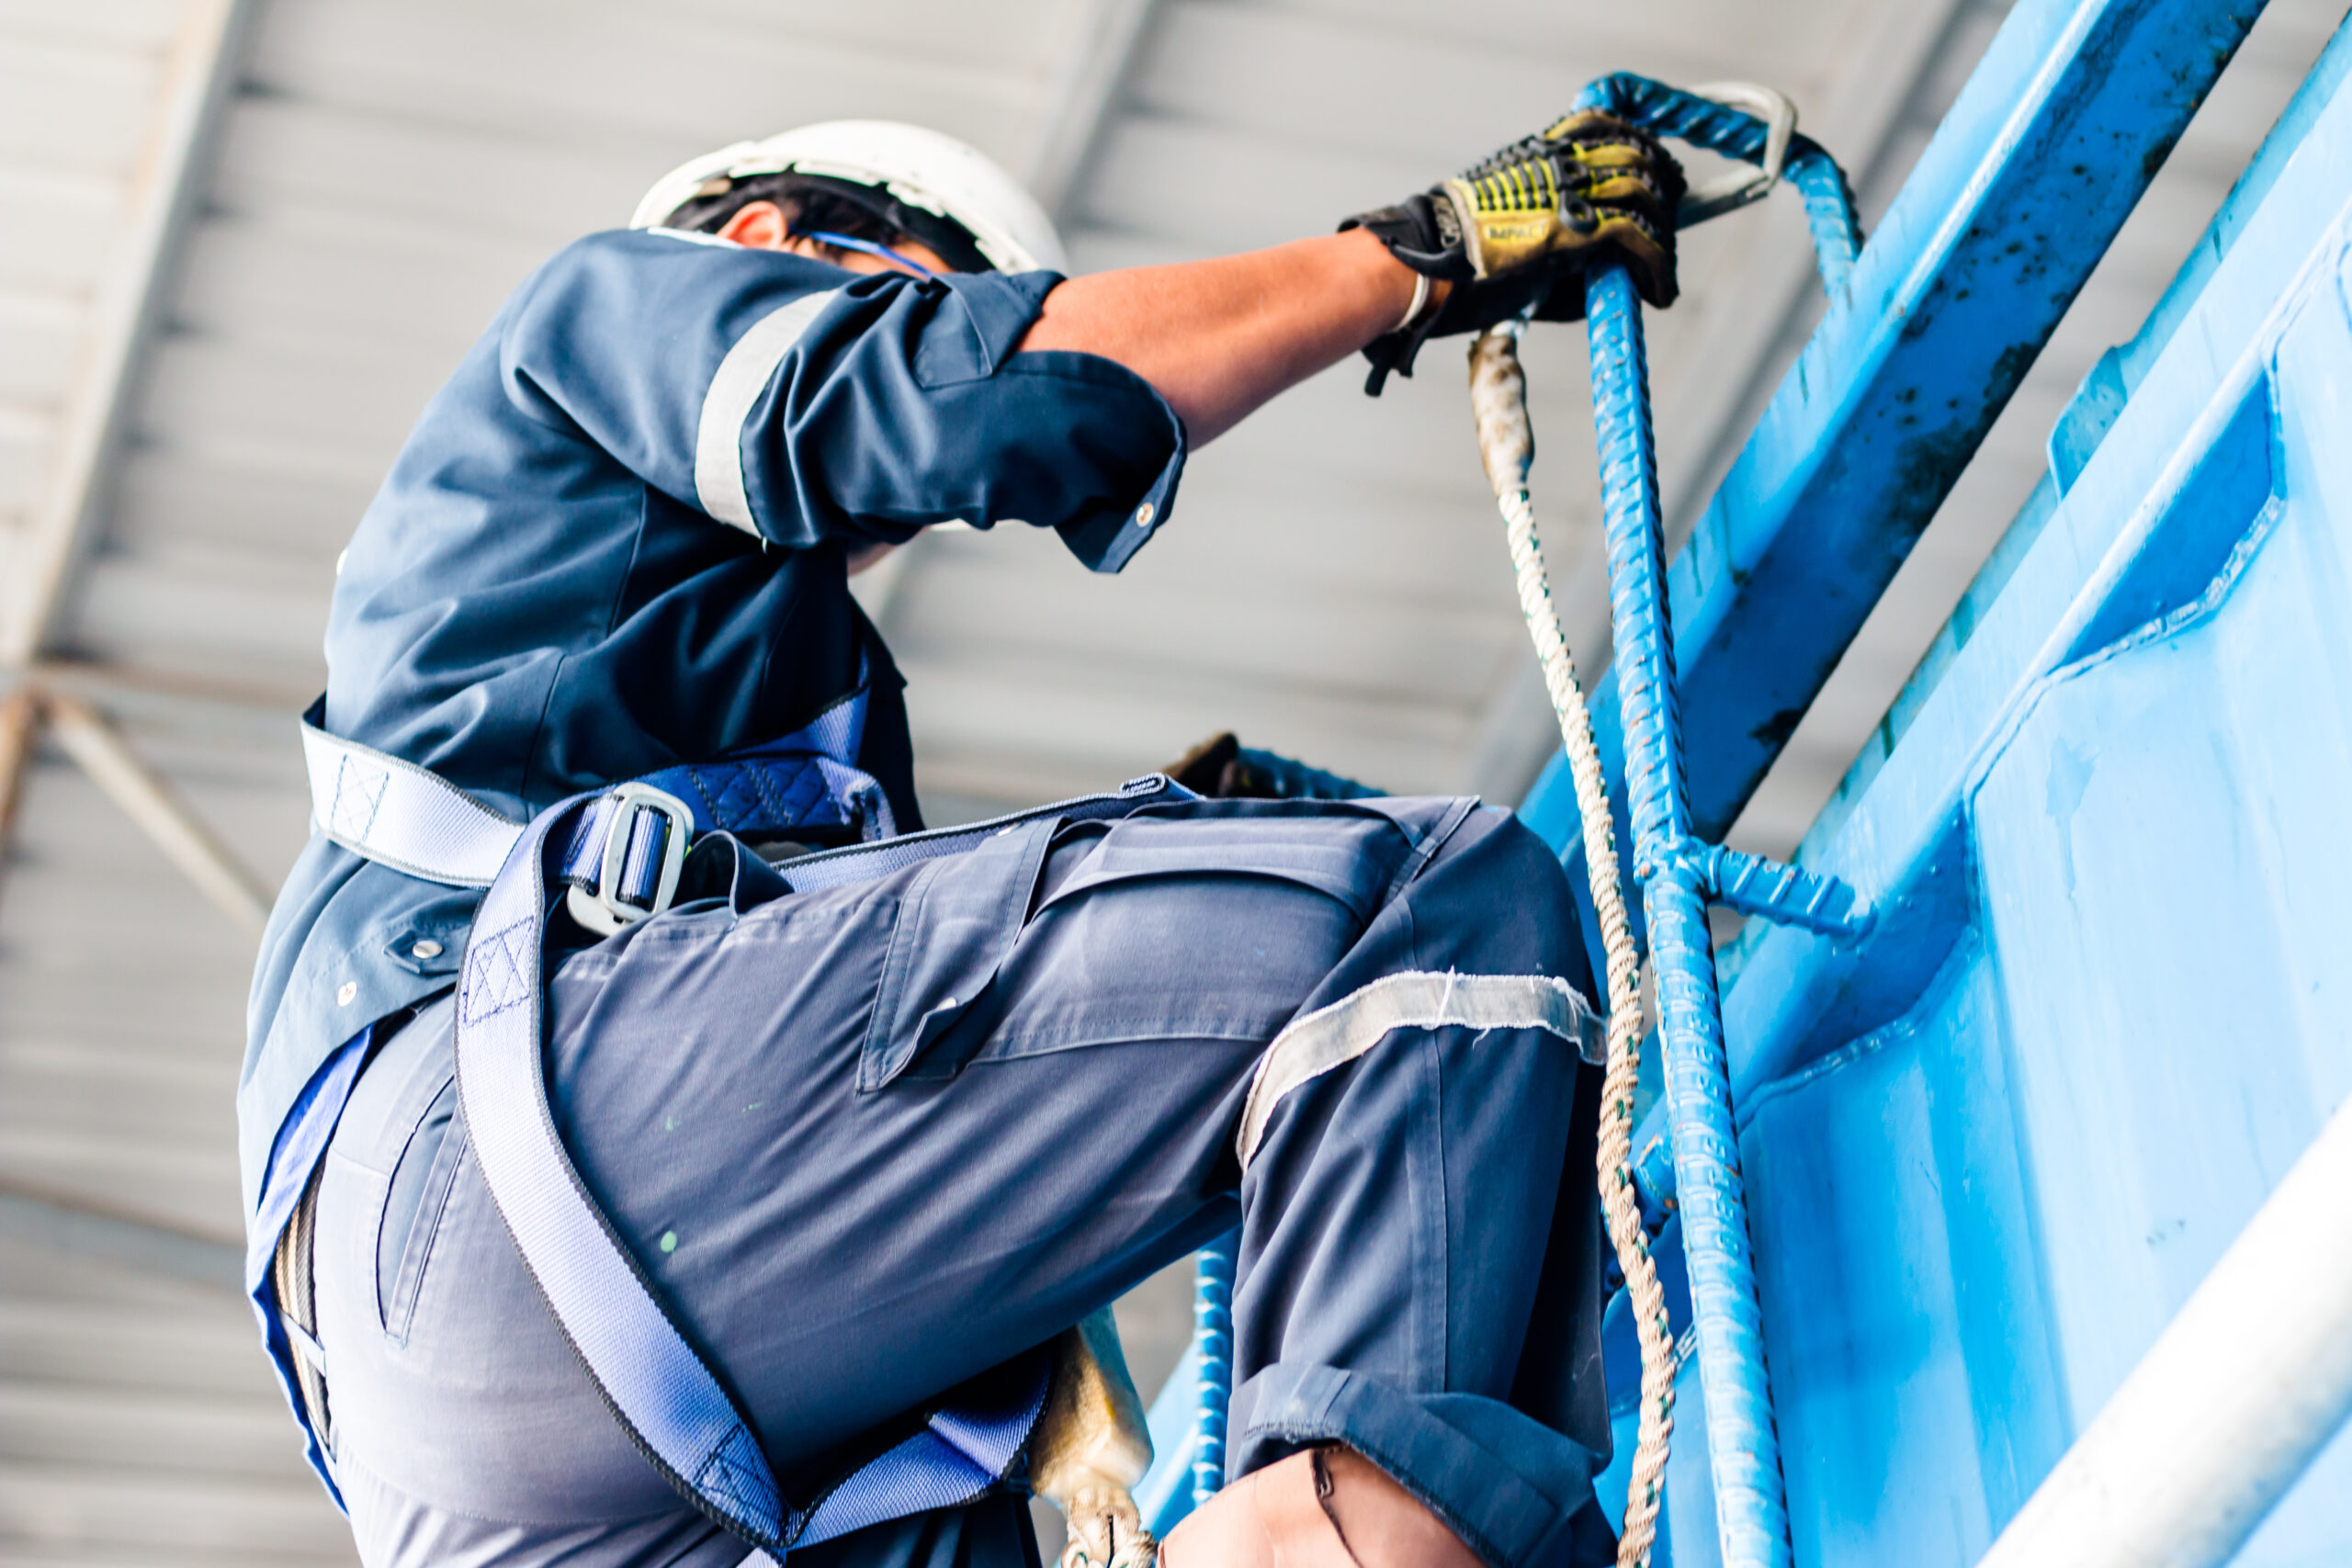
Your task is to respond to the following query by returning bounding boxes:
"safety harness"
[277,674,1189,1561]
[298,664,896,904]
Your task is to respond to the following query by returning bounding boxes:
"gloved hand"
[1342,111,1685,392]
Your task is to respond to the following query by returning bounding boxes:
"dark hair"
[662,172,992,273]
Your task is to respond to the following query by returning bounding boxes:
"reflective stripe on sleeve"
[694,289,842,534]
[1237,970,1602,1170]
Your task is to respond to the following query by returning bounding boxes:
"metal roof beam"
[27,655,317,719]
[43,689,273,939]
[1024,0,1161,222]
[0,1176,243,1293]
[0,0,254,667]
[0,689,40,905]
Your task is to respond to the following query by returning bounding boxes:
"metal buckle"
[1677,82,1799,227]
[565,782,695,937]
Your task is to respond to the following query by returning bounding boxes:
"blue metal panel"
[1139,9,2352,1562]
[2046,16,2352,496]
[1713,4,2352,1148]
[1521,0,2268,879]
[1643,25,2352,1564]
[1618,1,2352,1227]
[1742,938,2066,1568]
[1811,9,2352,872]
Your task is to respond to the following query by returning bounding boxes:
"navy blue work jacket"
[240,228,1186,1225]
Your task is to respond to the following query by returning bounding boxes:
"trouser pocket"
[311,998,467,1346]
[859,815,1057,1089]
[1031,807,1410,924]
[861,800,1431,1082]
[378,1076,468,1344]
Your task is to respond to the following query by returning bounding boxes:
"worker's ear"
[718,200,792,250]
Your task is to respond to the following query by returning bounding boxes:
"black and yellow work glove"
[1342,111,1686,393]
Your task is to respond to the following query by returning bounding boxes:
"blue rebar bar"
[1173,82,1858,1556]
[1191,1230,1238,1510]
[1576,73,1862,292]
[1555,78,1874,1566]
[1587,260,1792,1568]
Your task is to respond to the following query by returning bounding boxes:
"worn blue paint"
[1520,0,2269,893]
[1591,11,2352,1562]
[2047,11,2352,497]
[1136,5,2352,1562]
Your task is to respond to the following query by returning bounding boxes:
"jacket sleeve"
[497,229,1186,572]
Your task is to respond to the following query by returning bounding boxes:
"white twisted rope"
[1470,325,1675,1567]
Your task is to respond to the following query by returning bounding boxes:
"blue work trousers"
[309,797,1616,1567]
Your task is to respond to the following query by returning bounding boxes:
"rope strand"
[1472,326,1674,1567]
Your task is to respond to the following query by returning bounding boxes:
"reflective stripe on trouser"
[307,796,1618,1568]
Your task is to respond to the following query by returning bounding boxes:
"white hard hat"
[630,120,1067,275]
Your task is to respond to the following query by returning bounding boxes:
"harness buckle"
[565,782,695,937]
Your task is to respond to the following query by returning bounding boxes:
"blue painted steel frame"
[1567,73,1879,1568]
[1521,0,2267,871]
[1713,0,2352,1342]
[1136,0,2278,1553]
[1542,0,2271,1239]
[1706,29,2352,1559]
[1588,12,2352,1566]
[1559,8,2269,1559]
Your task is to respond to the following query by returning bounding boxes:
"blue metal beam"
[1723,0,2352,1155]
[1520,0,2268,865]
[1593,15,2352,1508]
[1618,0,2339,1234]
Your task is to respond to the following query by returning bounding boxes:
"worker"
[239,111,1682,1568]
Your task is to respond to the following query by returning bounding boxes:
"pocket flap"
[1035,813,1404,922]
[859,816,1056,1090]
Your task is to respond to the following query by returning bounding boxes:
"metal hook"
[1676,81,1799,227]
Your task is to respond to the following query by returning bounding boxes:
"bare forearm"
[1013,230,1430,445]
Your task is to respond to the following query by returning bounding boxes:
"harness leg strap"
[457,797,1051,1554]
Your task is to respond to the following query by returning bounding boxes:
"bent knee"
[1405,806,1589,987]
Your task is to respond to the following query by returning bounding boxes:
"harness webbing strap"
[301,671,890,895]
[301,701,524,886]
[454,794,1055,1557]
[458,797,787,1542]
